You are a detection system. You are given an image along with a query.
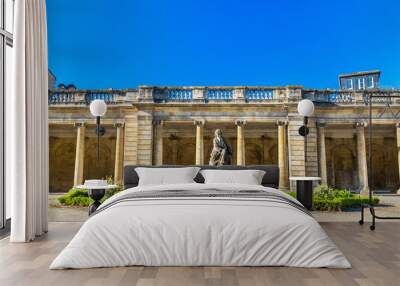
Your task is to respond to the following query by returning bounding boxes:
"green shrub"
[289,185,379,211]
[57,182,123,207]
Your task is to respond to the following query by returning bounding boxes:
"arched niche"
[177,142,196,165]
[329,144,357,189]
[266,144,278,165]
[162,141,173,165]
[368,140,398,191]
[84,138,116,181]
[245,142,263,165]
[49,138,75,192]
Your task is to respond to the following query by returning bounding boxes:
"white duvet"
[50,183,351,269]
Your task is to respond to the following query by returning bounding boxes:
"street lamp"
[297,99,315,161]
[90,99,107,160]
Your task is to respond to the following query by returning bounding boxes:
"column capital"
[74,122,86,128]
[114,122,125,128]
[355,121,368,128]
[235,119,247,126]
[276,119,288,126]
[193,119,205,126]
[316,121,327,128]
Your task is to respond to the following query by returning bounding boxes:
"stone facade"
[48,86,400,193]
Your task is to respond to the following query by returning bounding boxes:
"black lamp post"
[290,99,317,210]
[89,99,107,161]
[297,99,315,162]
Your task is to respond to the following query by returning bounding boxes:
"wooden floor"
[0,222,399,286]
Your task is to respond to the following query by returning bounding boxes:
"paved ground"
[48,194,87,222]
[314,194,400,222]
[48,193,400,223]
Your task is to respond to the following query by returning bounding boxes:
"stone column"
[153,120,164,166]
[114,122,125,185]
[277,120,289,191]
[396,123,400,194]
[73,122,86,186]
[356,122,369,195]
[194,120,205,165]
[317,122,328,185]
[235,120,246,165]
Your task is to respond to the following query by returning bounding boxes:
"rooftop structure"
[339,70,380,91]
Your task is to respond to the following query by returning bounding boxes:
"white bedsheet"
[50,183,351,269]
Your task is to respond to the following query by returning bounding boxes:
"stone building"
[48,86,400,194]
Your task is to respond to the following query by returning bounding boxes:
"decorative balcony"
[48,90,126,105]
[48,86,400,106]
[205,89,233,102]
[245,89,274,101]
[167,89,193,101]
[302,89,400,106]
[302,90,354,104]
[152,88,193,102]
[48,92,76,104]
[84,92,116,104]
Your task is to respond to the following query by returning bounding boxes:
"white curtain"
[8,0,49,242]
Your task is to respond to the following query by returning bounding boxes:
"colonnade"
[68,119,400,193]
[317,121,370,195]
[72,122,125,186]
[152,119,289,191]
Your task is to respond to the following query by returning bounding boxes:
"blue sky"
[47,0,400,89]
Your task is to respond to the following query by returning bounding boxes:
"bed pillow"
[135,167,201,186]
[200,169,266,185]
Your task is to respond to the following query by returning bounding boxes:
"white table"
[76,183,117,215]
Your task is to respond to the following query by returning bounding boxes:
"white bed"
[50,183,351,269]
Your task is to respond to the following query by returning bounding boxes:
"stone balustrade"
[48,89,129,105]
[140,86,292,103]
[48,86,400,106]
